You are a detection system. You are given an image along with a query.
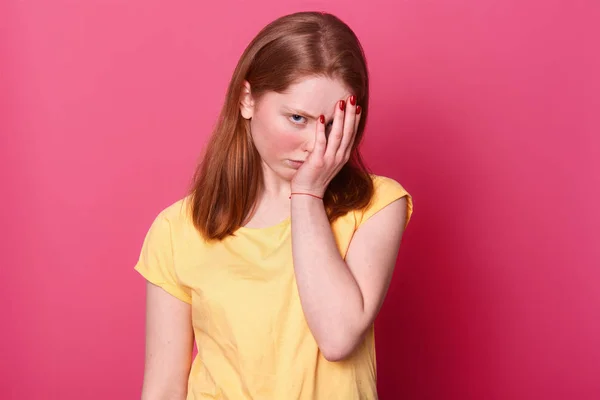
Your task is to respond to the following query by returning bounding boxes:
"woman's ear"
[239,80,254,119]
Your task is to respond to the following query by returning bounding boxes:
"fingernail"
[319,115,325,124]
[350,95,356,106]
[339,100,346,111]
[356,105,362,115]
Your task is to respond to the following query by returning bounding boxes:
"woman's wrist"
[289,192,326,217]
[289,185,326,199]
[289,192,324,200]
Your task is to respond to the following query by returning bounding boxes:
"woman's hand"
[290,95,362,198]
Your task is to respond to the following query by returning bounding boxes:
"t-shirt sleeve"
[134,211,192,304]
[355,175,413,230]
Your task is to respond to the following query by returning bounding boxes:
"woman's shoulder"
[149,195,194,232]
[355,174,413,228]
[369,174,411,197]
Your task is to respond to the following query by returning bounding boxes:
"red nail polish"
[319,115,325,124]
[350,95,356,106]
[356,105,362,115]
[339,100,346,111]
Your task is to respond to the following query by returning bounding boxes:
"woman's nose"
[301,126,316,153]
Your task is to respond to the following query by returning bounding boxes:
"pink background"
[2,0,599,399]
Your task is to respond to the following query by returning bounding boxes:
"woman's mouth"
[287,160,304,169]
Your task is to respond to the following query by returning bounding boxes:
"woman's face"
[240,75,352,182]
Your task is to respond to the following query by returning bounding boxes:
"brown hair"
[190,11,374,240]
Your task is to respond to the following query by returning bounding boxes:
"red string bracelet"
[289,192,323,200]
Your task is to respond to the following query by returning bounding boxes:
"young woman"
[135,11,413,400]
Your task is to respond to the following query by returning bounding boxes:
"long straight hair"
[190,12,374,240]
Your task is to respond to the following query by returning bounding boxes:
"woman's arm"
[141,282,194,400]
[289,96,408,361]
[291,195,407,361]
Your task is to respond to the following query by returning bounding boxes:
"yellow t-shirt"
[134,175,413,399]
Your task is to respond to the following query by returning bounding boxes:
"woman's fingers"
[346,104,361,159]
[338,95,358,161]
[312,114,328,162]
[316,96,361,167]
[323,99,347,161]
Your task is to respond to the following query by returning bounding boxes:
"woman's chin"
[278,168,296,181]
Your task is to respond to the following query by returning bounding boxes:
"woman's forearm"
[290,195,367,360]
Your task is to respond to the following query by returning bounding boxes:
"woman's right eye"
[290,114,307,124]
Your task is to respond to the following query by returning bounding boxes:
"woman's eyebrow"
[283,107,318,120]
[283,107,332,124]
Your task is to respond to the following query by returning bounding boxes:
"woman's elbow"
[141,393,187,400]
[321,346,352,362]
[318,333,364,362]
[141,384,187,400]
